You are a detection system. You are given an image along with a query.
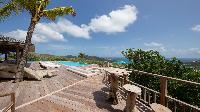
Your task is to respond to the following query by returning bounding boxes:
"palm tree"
[78,52,85,59]
[0,0,76,82]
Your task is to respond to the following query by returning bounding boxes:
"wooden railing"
[103,69,200,112]
[0,92,15,112]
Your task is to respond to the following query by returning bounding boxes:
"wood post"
[160,77,167,106]
[144,88,147,102]
[16,48,20,65]
[5,53,8,60]
[11,92,15,112]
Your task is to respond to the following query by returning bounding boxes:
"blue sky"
[1,0,200,58]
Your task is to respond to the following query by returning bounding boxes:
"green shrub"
[122,48,200,106]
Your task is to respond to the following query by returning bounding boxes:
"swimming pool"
[57,61,89,67]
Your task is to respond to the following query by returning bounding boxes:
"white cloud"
[35,23,65,41]
[5,29,48,43]
[4,4,138,42]
[144,42,163,47]
[86,5,138,33]
[48,44,76,50]
[35,19,90,40]
[5,29,26,41]
[188,48,200,54]
[4,19,91,43]
[144,42,166,52]
[55,19,90,39]
[191,25,200,32]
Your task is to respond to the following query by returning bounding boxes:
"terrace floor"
[0,66,152,112]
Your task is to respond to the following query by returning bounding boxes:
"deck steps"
[0,69,86,111]
[1,68,152,112]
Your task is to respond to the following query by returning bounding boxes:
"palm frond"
[0,0,50,21]
[0,1,20,21]
[41,6,76,20]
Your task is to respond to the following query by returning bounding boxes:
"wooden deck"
[0,67,152,112]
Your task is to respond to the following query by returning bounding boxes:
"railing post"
[11,92,15,112]
[160,77,167,106]
[5,53,8,60]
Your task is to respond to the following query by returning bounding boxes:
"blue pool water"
[57,61,88,67]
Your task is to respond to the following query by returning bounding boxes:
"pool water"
[57,61,88,67]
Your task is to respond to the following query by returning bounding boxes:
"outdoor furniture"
[123,84,141,112]
[39,62,47,69]
[107,72,119,104]
[150,103,172,112]
[39,61,61,69]
[24,67,58,80]
[103,67,130,104]
[105,68,123,104]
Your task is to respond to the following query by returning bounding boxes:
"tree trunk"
[14,17,38,82]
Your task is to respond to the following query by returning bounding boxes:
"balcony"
[0,66,199,112]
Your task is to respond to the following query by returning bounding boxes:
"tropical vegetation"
[122,48,200,107]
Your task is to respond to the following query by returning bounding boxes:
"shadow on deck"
[93,90,122,112]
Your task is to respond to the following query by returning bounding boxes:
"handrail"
[166,96,200,111]
[103,68,200,112]
[127,80,160,94]
[130,69,200,86]
[0,92,15,112]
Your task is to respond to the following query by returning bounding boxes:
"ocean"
[111,57,199,64]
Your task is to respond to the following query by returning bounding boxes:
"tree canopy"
[0,0,76,22]
[78,52,86,59]
[122,48,200,107]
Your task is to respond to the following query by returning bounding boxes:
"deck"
[0,66,151,112]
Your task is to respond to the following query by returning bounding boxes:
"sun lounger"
[24,67,58,80]
[39,61,61,69]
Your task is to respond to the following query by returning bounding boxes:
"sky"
[1,0,200,58]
